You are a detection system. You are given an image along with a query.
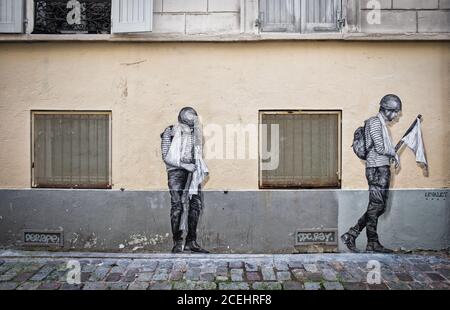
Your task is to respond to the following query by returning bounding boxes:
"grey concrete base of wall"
[338,189,449,252]
[0,189,448,253]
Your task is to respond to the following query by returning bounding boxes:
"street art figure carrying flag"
[342,95,429,254]
[342,94,403,253]
[161,107,210,254]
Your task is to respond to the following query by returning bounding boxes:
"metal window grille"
[260,111,341,189]
[32,112,112,189]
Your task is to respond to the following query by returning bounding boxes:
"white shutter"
[259,0,300,33]
[112,0,153,33]
[0,0,24,33]
[301,0,341,33]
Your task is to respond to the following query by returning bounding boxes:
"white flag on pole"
[401,118,427,168]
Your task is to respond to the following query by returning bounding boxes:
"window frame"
[30,110,113,189]
[258,0,345,34]
[258,110,342,189]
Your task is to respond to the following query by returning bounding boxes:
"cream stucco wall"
[0,42,448,190]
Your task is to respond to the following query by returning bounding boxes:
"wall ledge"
[0,32,449,42]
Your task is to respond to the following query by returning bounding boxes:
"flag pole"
[395,114,422,152]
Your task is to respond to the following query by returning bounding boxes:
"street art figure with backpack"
[341,94,402,253]
[161,107,210,254]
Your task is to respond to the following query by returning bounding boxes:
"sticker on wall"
[295,229,338,246]
[23,230,64,247]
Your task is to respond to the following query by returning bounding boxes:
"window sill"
[0,32,449,42]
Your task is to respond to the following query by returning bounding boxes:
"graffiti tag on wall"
[23,230,64,247]
[295,229,338,246]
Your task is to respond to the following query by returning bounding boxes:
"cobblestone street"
[0,251,449,290]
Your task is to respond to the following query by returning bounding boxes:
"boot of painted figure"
[340,232,360,253]
[184,211,209,253]
[171,240,184,254]
[366,240,394,253]
[184,240,210,254]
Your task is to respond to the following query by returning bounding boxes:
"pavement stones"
[136,272,153,282]
[230,269,244,282]
[83,282,109,290]
[342,282,368,290]
[252,282,282,290]
[200,272,215,282]
[0,282,19,290]
[173,281,197,290]
[322,268,338,281]
[385,282,411,290]
[274,260,289,271]
[193,281,217,290]
[60,283,84,290]
[148,281,172,290]
[261,267,276,281]
[303,264,319,273]
[323,281,344,290]
[368,283,390,290]
[152,269,170,281]
[127,281,149,290]
[229,261,243,269]
[37,282,61,290]
[0,252,448,290]
[13,272,34,283]
[246,272,262,282]
[169,269,185,281]
[276,271,291,281]
[108,282,129,290]
[304,282,322,290]
[105,273,123,282]
[245,262,259,272]
[89,267,110,282]
[16,282,41,290]
[282,281,304,290]
[30,266,55,282]
[395,272,414,282]
[219,282,249,290]
[184,267,201,281]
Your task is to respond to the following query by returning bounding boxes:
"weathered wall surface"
[359,0,450,33]
[151,0,450,35]
[152,0,242,34]
[0,189,447,253]
[0,42,448,190]
[338,189,449,252]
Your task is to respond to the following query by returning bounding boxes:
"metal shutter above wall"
[260,111,341,189]
[32,112,112,189]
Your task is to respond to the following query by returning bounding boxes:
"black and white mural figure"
[341,94,403,254]
[161,107,210,254]
[341,94,428,254]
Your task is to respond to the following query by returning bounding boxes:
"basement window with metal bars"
[258,0,344,33]
[31,111,112,189]
[259,111,341,189]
